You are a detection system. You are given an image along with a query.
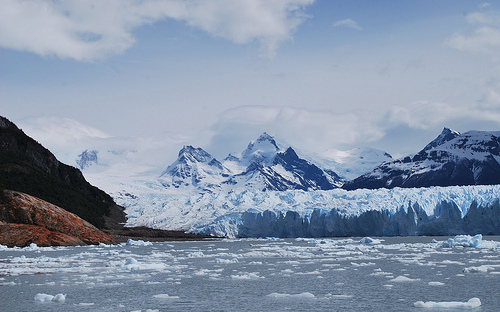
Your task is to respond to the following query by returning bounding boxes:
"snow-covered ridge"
[119,184,500,237]
[344,128,500,190]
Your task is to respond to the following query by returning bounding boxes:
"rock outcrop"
[0,116,117,228]
[0,190,115,247]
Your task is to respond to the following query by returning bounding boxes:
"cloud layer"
[446,11,500,59]
[0,0,314,61]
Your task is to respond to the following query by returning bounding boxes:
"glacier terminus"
[78,129,500,238]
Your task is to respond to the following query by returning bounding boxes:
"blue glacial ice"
[120,185,500,238]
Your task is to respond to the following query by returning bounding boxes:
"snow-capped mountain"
[343,128,500,190]
[71,129,500,238]
[158,145,231,193]
[157,133,344,193]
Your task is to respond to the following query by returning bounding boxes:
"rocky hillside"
[0,116,115,228]
[0,190,115,247]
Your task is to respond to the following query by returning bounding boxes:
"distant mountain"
[158,145,231,193]
[76,150,99,169]
[158,133,343,193]
[0,116,117,228]
[343,128,500,190]
[306,147,393,180]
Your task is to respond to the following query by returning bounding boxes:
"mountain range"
[79,128,500,196]
[343,128,500,190]
[2,113,500,239]
[78,132,393,195]
[158,133,344,193]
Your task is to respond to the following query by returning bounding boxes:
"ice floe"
[414,297,481,309]
[389,276,420,282]
[267,292,316,299]
[153,294,180,299]
[34,293,66,303]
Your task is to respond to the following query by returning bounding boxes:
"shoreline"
[103,226,218,243]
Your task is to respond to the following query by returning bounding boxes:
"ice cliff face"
[118,184,500,238]
[343,128,500,190]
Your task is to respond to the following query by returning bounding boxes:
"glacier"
[118,184,500,238]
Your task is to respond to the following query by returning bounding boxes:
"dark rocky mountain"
[227,146,341,191]
[0,116,116,228]
[343,128,500,190]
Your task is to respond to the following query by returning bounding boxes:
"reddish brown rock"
[0,222,84,247]
[0,190,115,247]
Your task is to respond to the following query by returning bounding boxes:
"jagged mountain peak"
[224,153,240,162]
[241,132,281,166]
[423,127,461,151]
[177,145,213,162]
[256,132,279,147]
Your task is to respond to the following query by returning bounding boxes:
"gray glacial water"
[1,236,499,312]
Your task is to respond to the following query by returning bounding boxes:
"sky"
[1,0,500,171]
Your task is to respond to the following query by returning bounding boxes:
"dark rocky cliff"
[0,116,116,228]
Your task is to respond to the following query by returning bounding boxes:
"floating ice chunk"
[52,294,66,303]
[414,297,481,309]
[440,235,482,248]
[324,293,353,299]
[125,239,153,246]
[390,276,420,282]
[267,292,315,299]
[216,258,239,264]
[463,265,492,273]
[122,258,165,271]
[34,293,65,303]
[123,258,140,270]
[230,272,263,280]
[34,294,54,302]
[428,281,445,286]
[359,237,382,244]
[153,294,180,299]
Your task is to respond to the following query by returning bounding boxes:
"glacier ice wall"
[118,185,500,238]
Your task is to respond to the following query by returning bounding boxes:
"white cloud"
[445,12,500,58]
[478,3,491,9]
[333,18,361,30]
[386,101,466,130]
[386,99,500,131]
[0,0,314,61]
[205,105,385,158]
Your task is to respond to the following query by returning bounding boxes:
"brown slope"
[0,190,115,247]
